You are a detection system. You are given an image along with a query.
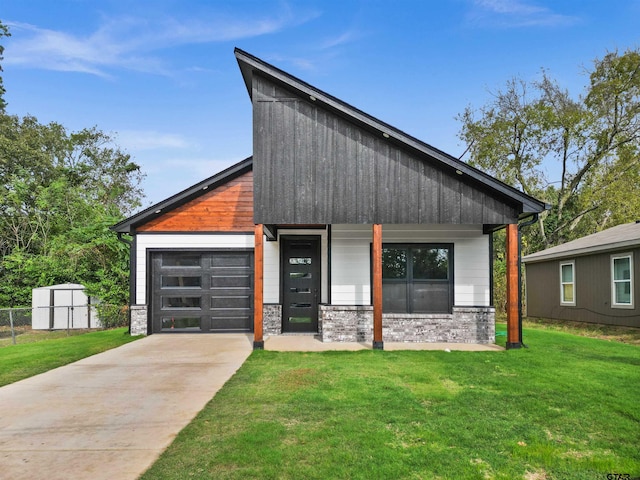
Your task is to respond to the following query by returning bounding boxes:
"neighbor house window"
[560,261,575,306]
[380,244,453,313]
[611,254,634,308]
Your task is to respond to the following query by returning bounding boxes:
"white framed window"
[611,253,634,308]
[560,261,575,306]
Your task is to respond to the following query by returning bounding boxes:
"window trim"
[611,253,634,309]
[374,243,454,314]
[559,260,576,306]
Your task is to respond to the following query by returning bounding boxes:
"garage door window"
[162,253,201,267]
[162,296,201,309]
[161,276,202,288]
[162,317,200,331]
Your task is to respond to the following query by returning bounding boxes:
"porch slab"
[263,335,504,352]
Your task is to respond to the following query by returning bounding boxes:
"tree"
[0,21,10,113]
[0,115,144,307]
[0,20,143,315]
[459,49,640,253]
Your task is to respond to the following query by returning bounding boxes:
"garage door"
[151,251,253,333]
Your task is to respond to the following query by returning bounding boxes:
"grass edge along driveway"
[142,327,640,480]
[0,328,140,387]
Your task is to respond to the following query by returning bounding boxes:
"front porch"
[264,304,495,344]
[253,223,519,350]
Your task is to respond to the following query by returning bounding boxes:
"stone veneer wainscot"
[319,305,495,343]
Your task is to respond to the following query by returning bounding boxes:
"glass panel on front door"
[282,238,320,333]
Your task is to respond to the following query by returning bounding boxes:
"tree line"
[459,48,640,254]
[0,22,143,317]
[459,47,640,313]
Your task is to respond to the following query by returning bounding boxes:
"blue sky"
[2,0,639,209]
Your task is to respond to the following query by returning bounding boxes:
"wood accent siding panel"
[525,247,640,327]
[137,171,254,232]
[253,75,519,225]
[330,224,490,306]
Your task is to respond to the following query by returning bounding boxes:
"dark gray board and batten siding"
[253,74,521,226]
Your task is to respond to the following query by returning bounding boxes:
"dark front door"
[282,237,321,332]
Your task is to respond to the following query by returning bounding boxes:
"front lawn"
[142,327,640,479]
[0,328,139,386]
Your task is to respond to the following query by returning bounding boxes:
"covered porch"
[251,222,523,350]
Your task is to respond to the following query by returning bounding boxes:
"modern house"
[112,49,547,349]
[523,221,640,328]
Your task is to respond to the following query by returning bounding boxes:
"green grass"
[142,327,640,480]
[0,328,140,387]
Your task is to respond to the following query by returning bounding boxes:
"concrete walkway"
[0,334,253,480]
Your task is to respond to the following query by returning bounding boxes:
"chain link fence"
[0,304,129,345]
[0,307,32,345]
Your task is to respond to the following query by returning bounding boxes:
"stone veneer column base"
[319,305,495,343]
[263,304,282,335]
[129,305,148,336]
[319,305,373,342]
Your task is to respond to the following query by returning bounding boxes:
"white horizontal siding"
[263,240,280,303]
[331,225,373,305]
[330,224,490,306]
[134,234,254,305]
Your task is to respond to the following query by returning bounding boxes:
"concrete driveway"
[0,334,253,480]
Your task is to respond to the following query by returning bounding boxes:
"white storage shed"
[31,283,101,330]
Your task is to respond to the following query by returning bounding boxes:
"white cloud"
[116,130,189,151]
[467,0,581,28]
[4,6,320,76]
[266,27,364,73]
[320,30,360,50]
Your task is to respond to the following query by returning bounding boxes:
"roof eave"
[523,238,640,263]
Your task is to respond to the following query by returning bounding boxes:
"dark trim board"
[130,235,137,319]
[488,231,494,307]
[327,225,332,305]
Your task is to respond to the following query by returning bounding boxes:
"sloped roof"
[112,157,252,234]
[235,48,547,218]
[523,221,640,263]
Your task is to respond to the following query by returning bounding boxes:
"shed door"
[151,251,253,333]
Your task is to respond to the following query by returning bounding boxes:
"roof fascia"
[523,239,640,263]
[234,48,546,215]
[111,156,253,234]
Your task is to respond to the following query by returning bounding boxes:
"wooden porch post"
[372,224,383,350]
[254,224,264,350]
[505,223,522,349]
